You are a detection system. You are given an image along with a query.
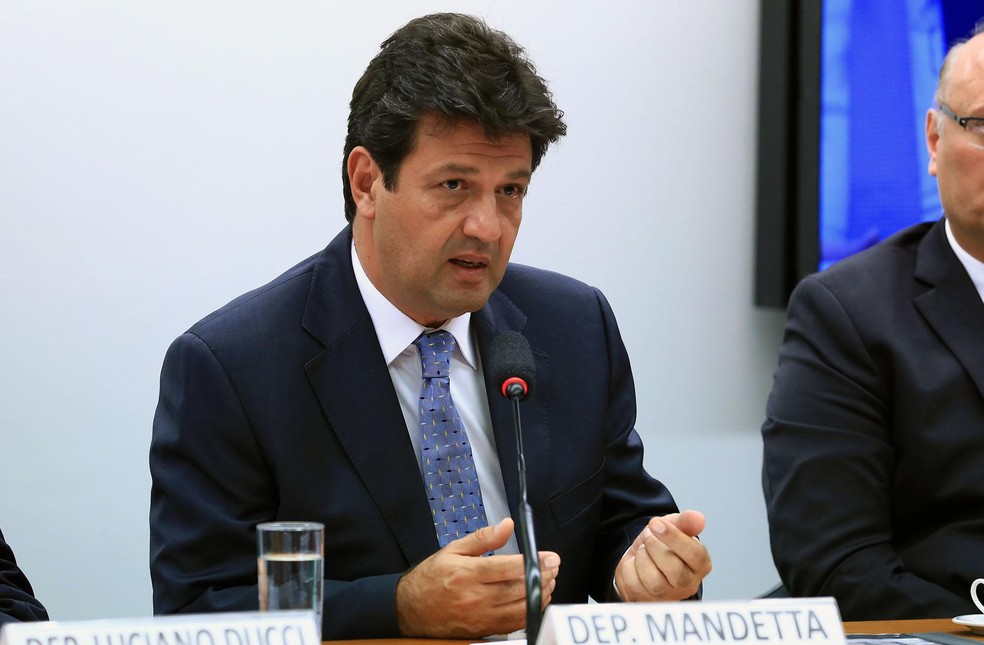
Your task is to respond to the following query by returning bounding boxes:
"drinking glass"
[257,521,324,638]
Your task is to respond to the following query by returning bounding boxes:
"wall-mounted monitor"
[754,0,981,308]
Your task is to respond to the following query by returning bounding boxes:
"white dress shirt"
[945,218,984,304]
[351,242,519,554]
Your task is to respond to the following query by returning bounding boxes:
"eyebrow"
[434,163,531,181]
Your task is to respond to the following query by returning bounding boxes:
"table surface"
[842,618,984,639]
[325,617,984,645]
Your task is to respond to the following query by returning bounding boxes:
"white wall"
[0,0,786,620]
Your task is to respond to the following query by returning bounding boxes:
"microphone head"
[489,331,536,400]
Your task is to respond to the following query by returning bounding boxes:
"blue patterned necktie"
[414,330,489,547]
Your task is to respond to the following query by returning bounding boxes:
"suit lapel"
[475,290,552,540]
[301,228,438,565]
[914,220,984,403]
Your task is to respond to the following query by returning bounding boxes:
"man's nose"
[461,193,501,242]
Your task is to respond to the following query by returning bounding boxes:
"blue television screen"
[818,0,980,270]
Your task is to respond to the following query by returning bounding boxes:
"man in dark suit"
[150,12,711,640]
[762,24,984,620]
[0,527,48,625]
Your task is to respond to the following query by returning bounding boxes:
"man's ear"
[926,110,941,177]
[347,146,380,219]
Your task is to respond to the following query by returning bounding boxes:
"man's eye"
[442,179,463,190]
[501,184,526,198]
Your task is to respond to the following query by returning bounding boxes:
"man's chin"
[439,290,496,318]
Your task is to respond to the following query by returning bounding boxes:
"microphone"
[489,331,542,644]
[491,331,535,401]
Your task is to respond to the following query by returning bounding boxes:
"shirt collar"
[351,241,479,369]
[945,218,984,303]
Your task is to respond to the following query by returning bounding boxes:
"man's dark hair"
[342,12,567,222]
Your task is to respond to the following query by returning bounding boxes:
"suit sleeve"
[150,332,402,639]
[589,288,684,601]
[0,528,48,625]
[762,276,966,619]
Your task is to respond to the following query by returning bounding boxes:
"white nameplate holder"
[0,611,319,645]
[536,597,845,645]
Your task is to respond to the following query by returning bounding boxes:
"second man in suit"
[762,22,984,619]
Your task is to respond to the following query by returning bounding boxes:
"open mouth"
[449,258,487,269]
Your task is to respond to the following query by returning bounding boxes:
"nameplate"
[537,597,844,645]
[0,611,319,645]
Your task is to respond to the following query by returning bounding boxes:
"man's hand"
[395,518,561,638]
[614,510,711,602]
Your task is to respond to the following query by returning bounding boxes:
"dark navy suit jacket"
[150,226,679,638]
[0,528,48,625]
[763,219,984,619]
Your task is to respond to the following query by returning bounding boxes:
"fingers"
[615,548,657,602]
[474,550,561,591]
[539,551,561,583]
[476,550,561,609]
[486,552,559,611]
[636,530,693,596]
[397,549,526,637]
[646,517,711,575]
[666,509,706,537]
[444,523,562,589]
[542,575,558,610]
[396,537,562,637]
[484,561,560,608]
[538,551,561,609]
[615,515,712,602]
[445,517,515,557]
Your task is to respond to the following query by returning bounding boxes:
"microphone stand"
[511,396,542,644]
